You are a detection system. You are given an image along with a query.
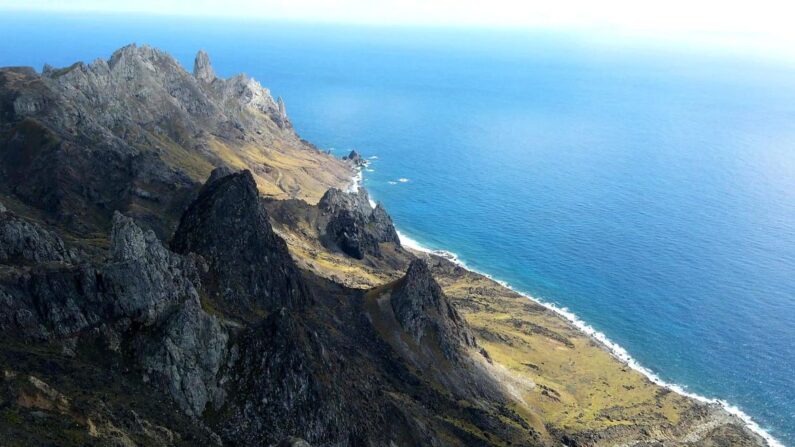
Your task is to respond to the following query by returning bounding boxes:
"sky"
[2,0,795,56]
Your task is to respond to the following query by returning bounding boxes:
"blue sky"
[2,0,795,56]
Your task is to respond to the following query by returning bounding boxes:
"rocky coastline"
[0,45,774,447]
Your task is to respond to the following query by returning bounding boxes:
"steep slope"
[0,45,770,447]
[267,186,771,446]
[0,205,226,445]
[172,168,310,319]
[264,187,411,288]
[0,44,352,241]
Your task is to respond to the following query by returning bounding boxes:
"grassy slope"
[271,213,760,445]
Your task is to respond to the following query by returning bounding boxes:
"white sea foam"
[347,168,363,193]
[366,168,375,172]
[368,155,378,159]
[355,172,783,447]
[388,181,398,185]
[398,178,410,183]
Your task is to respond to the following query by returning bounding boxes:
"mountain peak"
[171,169,310,317]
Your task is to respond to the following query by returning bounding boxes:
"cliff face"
[172,168,310,318]
[0,46,769,447]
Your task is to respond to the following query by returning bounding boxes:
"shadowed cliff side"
[171,168,310,320]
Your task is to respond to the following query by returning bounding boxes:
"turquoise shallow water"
[1,13,794,445]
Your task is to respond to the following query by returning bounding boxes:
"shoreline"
[349,166,784,447]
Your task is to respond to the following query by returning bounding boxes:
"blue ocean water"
[1,13,794,445]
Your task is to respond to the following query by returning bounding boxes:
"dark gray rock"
[0,208,76,264]
[391,259,477,360]
[318,187,400,259]
[194,49,216,84]
[103,212,201,326]
[0,212,202,337]
[0,263,99,340]
[370,202,400,245]
[0,211,229,417]
[318,187,372,217]
[221,308,370,446]
[343,150,364,166]
[273,437,311,447]
[135,296,228,417]
[171,169,310,318]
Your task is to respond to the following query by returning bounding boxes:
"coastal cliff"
[0,46,769,446]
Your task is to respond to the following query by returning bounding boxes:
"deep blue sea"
[1,12,794,445]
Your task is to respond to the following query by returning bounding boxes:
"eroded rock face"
[171,169,310,316]
[0,44,300,239]
[103,212,202,327]
[0,211,201,336]
[194,49,216,84]
[135,296,228,417]
[391,259,477,360]
[0,207,76,264]
[273,438,312,447]
[318,187,400,259]
[0,211,227,417]
[221,308,376,446]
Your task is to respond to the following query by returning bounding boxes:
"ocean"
[1,12,793,445]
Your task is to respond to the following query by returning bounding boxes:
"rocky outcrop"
[343,150,364,166]
[194,49,216,84]
[369,203,400,244]
[0,207,76,264]
[135,296,228,417]
[0,211,227,417]
[275,96,289,128]
[391,259,477,360]
[318,187,400,259]
[103,212,202,327]
[222,309,347,445]
[318,187,372,216]
[171,169,310,317]
[0,211,194,336]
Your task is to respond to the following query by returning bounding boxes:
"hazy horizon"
[2,0,795,60]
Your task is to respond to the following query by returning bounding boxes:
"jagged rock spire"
[193,49,215,84]
[171,168,310,317]
[391,259,477,359]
